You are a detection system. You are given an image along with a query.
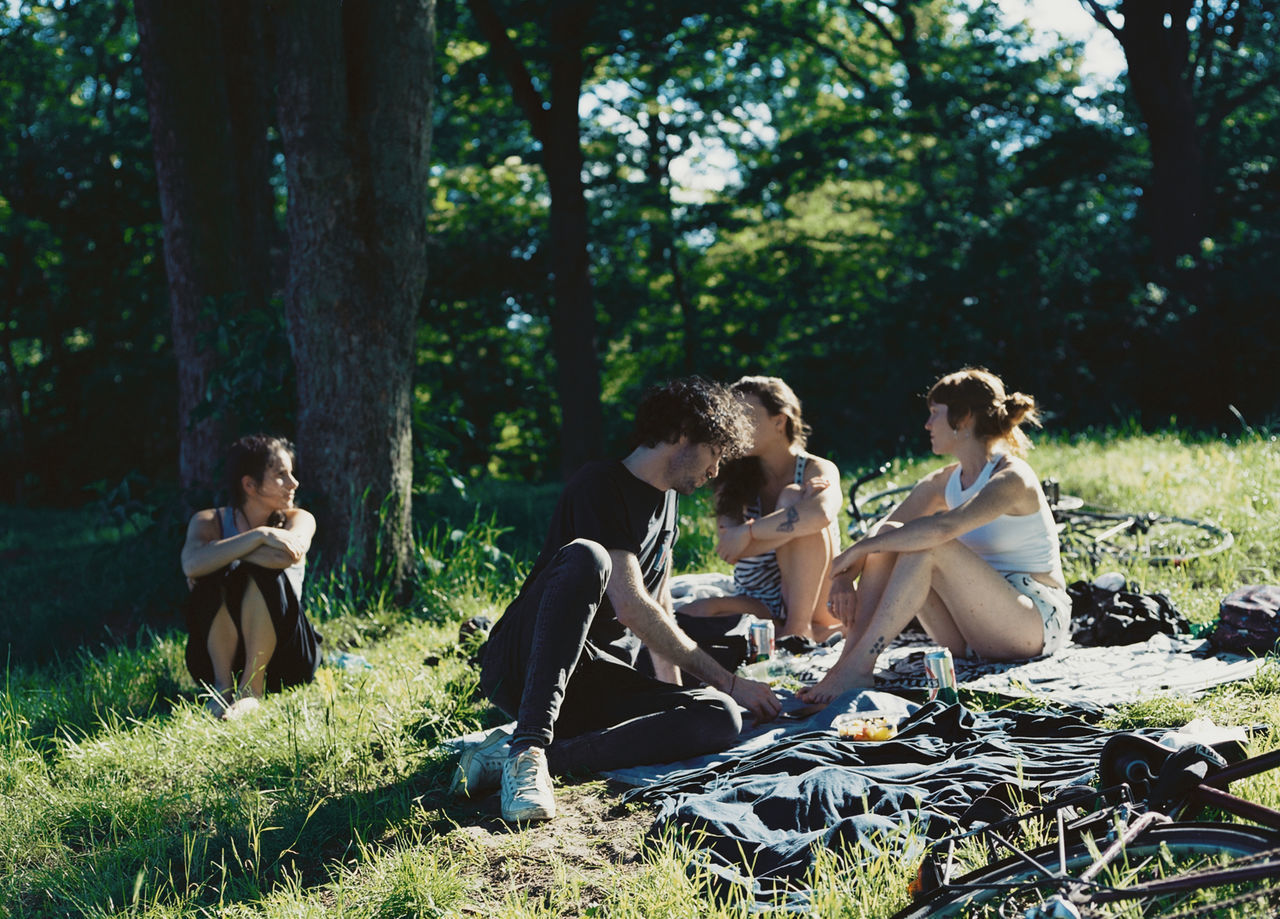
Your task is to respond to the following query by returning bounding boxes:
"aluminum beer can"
[749,620,775,662]
[924,648,959,705]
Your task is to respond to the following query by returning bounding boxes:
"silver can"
[748,620,775,662]
[924,648,959,705]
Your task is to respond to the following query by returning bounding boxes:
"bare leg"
[773,487,841,641]
[204,600,237,716]
[799,539,1043,705]
[680,595,774,619]
[236,576,277,699]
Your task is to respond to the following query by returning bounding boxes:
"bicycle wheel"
[1057,510,1234,568]
[894,823,1280,918]
[848,484,912,538]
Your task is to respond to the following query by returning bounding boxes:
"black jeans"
[480,539,742,775]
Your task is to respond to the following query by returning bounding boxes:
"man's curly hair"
[633,376,753,460]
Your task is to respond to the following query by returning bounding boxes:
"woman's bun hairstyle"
[927,368,1040,456]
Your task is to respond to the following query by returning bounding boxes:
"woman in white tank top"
[800,368,1069,705]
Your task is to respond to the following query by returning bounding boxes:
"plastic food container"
[832,713,899,741]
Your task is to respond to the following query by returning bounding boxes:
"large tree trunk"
[466,0,603,477]
[273,0,434,587]
[135,0,279,508]
[134,0,244,506]
[1082,0,1205,267]
[0,239,27,504]
[220,1,284,311]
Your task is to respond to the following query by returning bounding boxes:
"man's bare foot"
[223,696,263,721]
[797,667,874,705]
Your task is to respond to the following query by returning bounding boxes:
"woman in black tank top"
[180,435,321,719]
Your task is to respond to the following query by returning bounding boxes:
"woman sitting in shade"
[181,435,321,718]
[799,368,1068,704]
[682,376,844,642]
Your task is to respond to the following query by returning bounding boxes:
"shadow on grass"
[6,722,648,918]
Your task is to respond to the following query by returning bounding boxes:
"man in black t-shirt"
[452,378,782,822]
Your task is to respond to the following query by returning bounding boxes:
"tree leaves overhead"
[5,0,1280,502]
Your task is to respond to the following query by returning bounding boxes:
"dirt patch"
[447,778,656,915]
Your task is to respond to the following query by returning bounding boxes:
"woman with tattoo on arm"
[180,435,322,718]
[798,368,1068,704]
[681,377,844,642]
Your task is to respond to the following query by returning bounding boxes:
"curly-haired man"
[452,377,781,822]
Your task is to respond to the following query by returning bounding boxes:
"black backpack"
[1067,580,1191,647]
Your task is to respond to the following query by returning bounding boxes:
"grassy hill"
[1,430,1278,917]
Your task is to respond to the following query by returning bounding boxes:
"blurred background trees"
[3,0,1278,520]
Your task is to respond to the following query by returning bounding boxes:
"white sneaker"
[501,746,555,822]
[449,725,512,797]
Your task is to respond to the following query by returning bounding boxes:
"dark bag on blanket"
[1067,580,1191,647]
[1207,585,1280,654]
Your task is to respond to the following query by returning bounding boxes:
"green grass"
[1,429,1279,917]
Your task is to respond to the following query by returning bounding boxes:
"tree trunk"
[273,0,434,587]
[465,0,603,477]
[545,3,603,475]
[1117,0,1205,266]
[134,0,247,506]
[0,240,26,504]
[219,1,284,311]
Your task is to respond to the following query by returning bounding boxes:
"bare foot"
[222,696,263,721]
[797,667,873,705]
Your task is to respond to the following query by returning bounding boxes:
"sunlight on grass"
[1,430,1278,917]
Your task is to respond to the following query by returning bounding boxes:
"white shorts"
[1004,573,1071,655]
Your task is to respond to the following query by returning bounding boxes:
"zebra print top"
[731,454,837,621]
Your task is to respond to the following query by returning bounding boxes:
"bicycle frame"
[913,746,1280,916]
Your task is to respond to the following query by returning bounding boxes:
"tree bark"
[544,3,603,475]
[273,0,434,586]
[134,0,247,506]
[466,0,603,477]
[219,0,284,311]
[1082,0,1205,266]
[1116,0,1204,265]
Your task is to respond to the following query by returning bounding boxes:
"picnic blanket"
[670,572,1270,713]
[621,697,1159,905]
[607,575,1273,904]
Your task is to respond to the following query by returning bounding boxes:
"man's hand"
[716,519,754,565]
[830,541,868,578]
[729,675,781,722]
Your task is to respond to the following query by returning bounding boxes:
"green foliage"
[6,0,1280,522]
[0,2,172,504]
[193,301,296,438]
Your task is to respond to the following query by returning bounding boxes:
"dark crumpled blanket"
[625,701,1155,902]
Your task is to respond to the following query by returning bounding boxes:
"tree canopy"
[3,0,1278,520]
